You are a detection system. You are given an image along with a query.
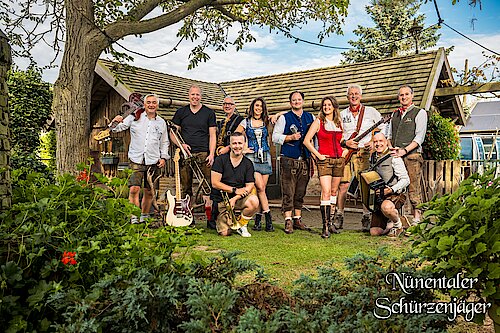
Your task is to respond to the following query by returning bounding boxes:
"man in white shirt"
[337,84,384,232]
[111,93,170,223]
[369,132,410,237]
[387,84,428,224]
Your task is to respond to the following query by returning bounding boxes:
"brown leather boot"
[293,217,310,231]
[284,218,293,234]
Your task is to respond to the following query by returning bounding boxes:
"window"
[460,137,473,160]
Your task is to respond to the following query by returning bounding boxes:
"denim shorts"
[246,151,273,175]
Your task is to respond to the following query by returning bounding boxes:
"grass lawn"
[180,224,412,288]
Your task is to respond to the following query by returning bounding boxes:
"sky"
[14,0,500,86]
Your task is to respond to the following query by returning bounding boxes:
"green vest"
[391,105,420,149]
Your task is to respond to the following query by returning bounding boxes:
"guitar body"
[342,130,358,164]
[166,190,193,227]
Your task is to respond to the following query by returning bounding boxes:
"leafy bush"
[412,169,499,325]
[423,111,461,161]
[0,168,457,332]
[7,65,53,172]
[40,130,57,171]
[0,169,195,331]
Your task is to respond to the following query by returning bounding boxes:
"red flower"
[61,251,77,265]
[76,170,90,183]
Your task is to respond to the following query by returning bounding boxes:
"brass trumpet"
[221,191,242,230]
[167,121,211,196]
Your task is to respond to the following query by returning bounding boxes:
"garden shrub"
[1,168,458,332]
[7,66,53,173]
[423,111,461,161]
[412,169,500,325]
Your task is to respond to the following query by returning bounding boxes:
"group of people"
[110,82,428,239]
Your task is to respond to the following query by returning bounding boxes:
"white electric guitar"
[166,149,193,227]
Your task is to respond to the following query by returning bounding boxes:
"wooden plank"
[434,82,500,96]
[444,161,452,194]
[452,160,461,192]
[434,161,444,196]
[421,48,445,110]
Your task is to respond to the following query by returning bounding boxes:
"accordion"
[359,171,387,212]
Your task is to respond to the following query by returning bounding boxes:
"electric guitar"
[343,113,392,164]
[166,149,193,227]
[93,93,144,141]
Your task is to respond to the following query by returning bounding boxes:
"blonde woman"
[304,96,345,238]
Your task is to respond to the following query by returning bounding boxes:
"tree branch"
[106,0,246,41]
[212,5,245,23]
[124,0,163,21]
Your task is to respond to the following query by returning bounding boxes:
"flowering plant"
[422,111,461,161]
[61,251,77,265]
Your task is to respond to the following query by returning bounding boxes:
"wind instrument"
[167,121,211,196]
[216,116,229,156]
[221,191,242,230]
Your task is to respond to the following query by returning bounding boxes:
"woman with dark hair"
[304,96,345,238]
[235,97,274,232]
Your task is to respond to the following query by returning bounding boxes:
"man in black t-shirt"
[211,132,259,237]
[171,85,217,223]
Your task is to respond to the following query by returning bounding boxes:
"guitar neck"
[175,159,181,200]
[353,118,385,143]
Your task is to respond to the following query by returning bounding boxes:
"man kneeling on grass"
[369,132,410,238]
[211,132,259,237]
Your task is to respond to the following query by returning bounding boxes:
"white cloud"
[438,33,500,79]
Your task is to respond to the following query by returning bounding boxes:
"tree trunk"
[54,1,108,174]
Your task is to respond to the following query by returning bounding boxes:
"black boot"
[252,213,262,231]
[328,205,340,234]
[264,211,274,232]
[320,205,330,238]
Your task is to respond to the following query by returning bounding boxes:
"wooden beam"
[266,94,399,112]
[434,82,500,97]
[158,94,400,113]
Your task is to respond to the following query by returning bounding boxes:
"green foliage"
[0,168,193,331]
[7,65,53,172]
[423,111,461,160]
[0,166,472,331]
[342,0,440,64]
[412,169,499,309]
[40,130,57,171]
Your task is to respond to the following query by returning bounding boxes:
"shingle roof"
[460,100,500,133]
[94,48,463,122]
[220,49,443,115]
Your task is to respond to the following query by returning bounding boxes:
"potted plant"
[100,152,119,165]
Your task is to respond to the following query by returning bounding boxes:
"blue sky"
[22,0,500,85]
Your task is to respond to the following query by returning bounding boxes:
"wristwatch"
[231,187,237,194]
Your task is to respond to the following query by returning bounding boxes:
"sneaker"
[334,214,344,229]
[237,226,252,238]
[361,214,371,232]
[387,227,404,238]
[139,214,150,223]
[130,215,140,224]
[284,219,294,234]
